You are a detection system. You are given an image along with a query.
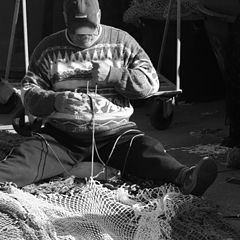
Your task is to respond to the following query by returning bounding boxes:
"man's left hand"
[91,60,111,85]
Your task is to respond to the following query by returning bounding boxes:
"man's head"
[63,0,101,47]
[63,0,101,34]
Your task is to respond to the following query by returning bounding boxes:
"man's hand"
[91,60,111,85]
[54,91,84,113]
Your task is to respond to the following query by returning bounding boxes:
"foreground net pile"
[123,0,203,25]
[0,177,239,240]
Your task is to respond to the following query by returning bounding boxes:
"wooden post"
[157,0,174,73]
[176,0,181,91]
[22,0,29,72]
[5,0,21,82]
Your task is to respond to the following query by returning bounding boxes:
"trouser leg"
[0,133,79,187]
[97,132,186,184]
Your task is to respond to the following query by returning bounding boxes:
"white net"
[123,0,203,25]
[0,178,239,240]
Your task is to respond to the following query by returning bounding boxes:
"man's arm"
[21,43,57,118]
[22,71,56,117]
[108,34,160,99]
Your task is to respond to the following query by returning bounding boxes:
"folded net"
[123,0,203,25]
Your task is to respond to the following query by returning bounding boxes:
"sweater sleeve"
[21,41,56,117]
[107,33,160,99]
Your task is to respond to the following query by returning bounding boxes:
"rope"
[89,84,98,179]
[33,132,73,177]
[121,133,144,176]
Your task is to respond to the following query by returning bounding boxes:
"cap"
[64,0,100,34]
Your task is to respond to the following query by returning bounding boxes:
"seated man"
[0,0,217,196]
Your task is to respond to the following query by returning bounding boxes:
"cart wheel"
[150,97,174,130]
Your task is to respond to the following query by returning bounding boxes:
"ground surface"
[0,98,240,232]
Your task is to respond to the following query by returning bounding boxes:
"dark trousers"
[0,125,185,187]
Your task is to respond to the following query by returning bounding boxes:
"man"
[1,0,217,196]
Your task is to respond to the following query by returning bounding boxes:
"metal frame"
[154,0,182,97]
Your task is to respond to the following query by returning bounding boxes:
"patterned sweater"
[21,25,159,139]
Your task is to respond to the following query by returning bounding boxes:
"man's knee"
[0,159,36,187]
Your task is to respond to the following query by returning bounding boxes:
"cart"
[149,73,182,130]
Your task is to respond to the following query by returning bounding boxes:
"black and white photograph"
[0,0,239,239]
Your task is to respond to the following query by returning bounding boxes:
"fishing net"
[0,131,239,239]
[0,177,239,240]
[123,0,203,25]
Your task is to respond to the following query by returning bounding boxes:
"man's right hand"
[54,91,84,113]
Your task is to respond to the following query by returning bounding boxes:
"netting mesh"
[0,178,239,240]
[123,0,203,25]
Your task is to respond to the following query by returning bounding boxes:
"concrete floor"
[0,98,240,232]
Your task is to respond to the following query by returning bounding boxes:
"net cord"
[29,82,145,182]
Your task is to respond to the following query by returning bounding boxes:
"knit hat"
[64,0,100,34]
